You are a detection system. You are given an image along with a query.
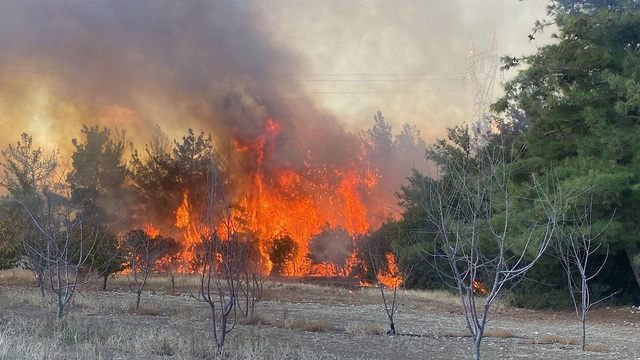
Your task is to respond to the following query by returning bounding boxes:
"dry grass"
[300,320,335,332]
[584,343,608,352]
[404,289,459,305]
[440,328,515,339]
[484,328,515,338]
[0,275,624,359]
[287,318,335,332]
[345,323,384,336]
[237,314,268,326]
[520,334,581,345]
[0,270,37,286]
[136,306,165,316]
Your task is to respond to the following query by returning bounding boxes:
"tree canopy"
[494,0,640,286]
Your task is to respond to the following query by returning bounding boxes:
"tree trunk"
[57,296,64,319]
[625,246,640,289]
[102,273,108,291]
[473,336,481,360]
[135,290,142,310]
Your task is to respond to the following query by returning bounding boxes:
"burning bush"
[268,235,298,276]
[308,227,359,277]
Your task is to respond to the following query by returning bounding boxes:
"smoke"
[0,0,324,153]
[0,0,551,269]
[0,0,551,145]
[0,0,550,151]
[259,0,550,141]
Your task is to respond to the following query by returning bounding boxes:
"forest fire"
[227,118,381,276]
[155,117,389,278]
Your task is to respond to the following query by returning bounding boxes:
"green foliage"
[511,251,640,309]
[129,127,219,223]
[90,227,127,289]
[0,134,61,271]
[0,133,59,198]
[510,254,573,309]
[495,0,640,290]
[67,125,126,211]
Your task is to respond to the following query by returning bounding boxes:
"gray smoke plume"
[0,0,333,153]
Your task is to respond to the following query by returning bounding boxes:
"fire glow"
[159,118,389,278]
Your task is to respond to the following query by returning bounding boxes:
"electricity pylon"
[465,33,498,133]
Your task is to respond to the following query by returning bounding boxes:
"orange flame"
[473,280,488,296]
[229,118,381,276]
[376,253,403,289]
[161,117,388,278]
[144,223,160,238]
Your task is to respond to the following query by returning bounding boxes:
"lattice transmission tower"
[465,33,498,131]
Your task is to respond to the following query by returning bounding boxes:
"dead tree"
[125,229,169,310]
[234,232,265,318]
[194,164,247,355]
[556,198,617,351]
[0,133,59,297]
[21,185,100,319]
[420,139,558,360]
[374,252,406,335]
[364,229,408,335]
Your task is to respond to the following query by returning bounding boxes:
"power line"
[298,78,466,82]
[0,68,68,74]
[294,72,466,76]
[291,89,468,94]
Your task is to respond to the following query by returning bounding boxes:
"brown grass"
[484,329,515,338]
[584,344,608,352]
[135,306,165,316]
[287,318,335,332]
[237,314,268,326]
[345,323,384,336]
[520,334,581,345]
[0,275,624,359]
[439,328,515,339]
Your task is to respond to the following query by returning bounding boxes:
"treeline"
[0,113,426,281]
[357,0,640,310]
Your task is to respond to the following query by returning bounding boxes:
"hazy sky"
[0,0,552,154]
[258,0,551,140]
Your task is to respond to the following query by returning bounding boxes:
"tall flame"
[230,118,380,275]
[164,117,387,277]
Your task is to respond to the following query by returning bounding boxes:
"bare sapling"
[20,174,101,319]
[194,164,247,355]
[0,133,60,298]
[420,132,559,360]
[556,197,618,351]
[366,236,407,335]
[235,234,265,318]
[125,228,169,310]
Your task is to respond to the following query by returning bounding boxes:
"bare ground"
[1,273,639,359]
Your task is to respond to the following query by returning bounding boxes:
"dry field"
[1,270,639,359]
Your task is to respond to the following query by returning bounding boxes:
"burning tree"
[414,124,559,360]
[308,226,358,277]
